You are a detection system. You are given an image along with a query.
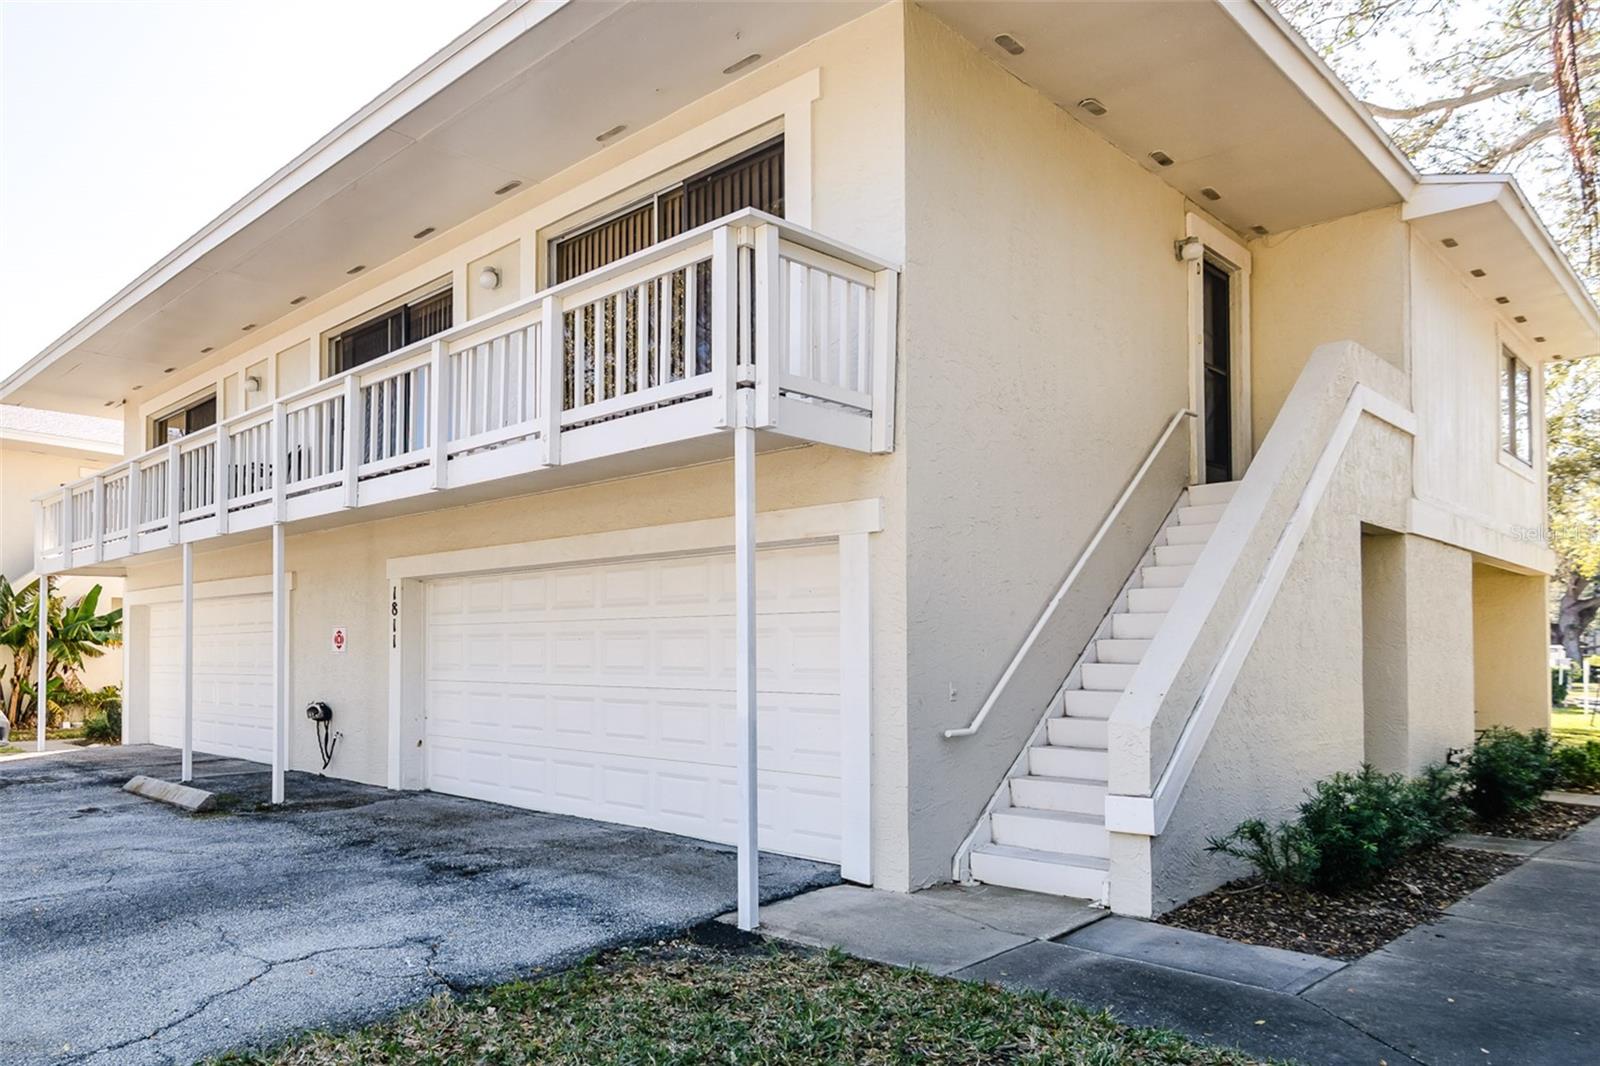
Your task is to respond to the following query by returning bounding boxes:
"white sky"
[0,0,502,379]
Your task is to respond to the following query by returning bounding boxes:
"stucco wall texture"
[899,4,1195,888]
[1473,562,1552,732]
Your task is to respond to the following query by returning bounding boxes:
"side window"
[1501,348,1533,465]
[550,137,784,284]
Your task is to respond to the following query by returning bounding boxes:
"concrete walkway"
[753,819,1600,1065]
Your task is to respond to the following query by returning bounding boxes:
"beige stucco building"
[5,1,1595,917]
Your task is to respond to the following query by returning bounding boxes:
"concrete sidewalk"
[752,819,1600,1065]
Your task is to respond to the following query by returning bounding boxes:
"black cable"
[315,718,340,771]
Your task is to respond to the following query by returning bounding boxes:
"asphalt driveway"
[0,746,837,1065]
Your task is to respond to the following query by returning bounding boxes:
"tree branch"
[1363,70,1553,118]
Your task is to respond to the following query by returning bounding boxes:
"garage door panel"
[147,594,272,762]
[424,545,845,863]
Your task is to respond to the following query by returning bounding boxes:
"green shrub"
[1207,762,1463,893]
[1462,727,1554,820]
[1205,818,1318,888]
[83,704,121,744]
[1552,739,1600,791]
[1552,667,1570,707]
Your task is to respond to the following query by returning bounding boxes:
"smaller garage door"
[423,544,844,863]
[147,594,274,761]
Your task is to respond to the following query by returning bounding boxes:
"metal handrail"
[943,407,1196,739]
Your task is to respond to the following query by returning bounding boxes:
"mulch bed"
[1470,799,1600,840]
[1157,847,1522,960]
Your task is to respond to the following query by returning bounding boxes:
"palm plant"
[0,577,122,731]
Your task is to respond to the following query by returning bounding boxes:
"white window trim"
[1185,212,1253,482]
[1497,342,1537,479]
[384,496,878,884]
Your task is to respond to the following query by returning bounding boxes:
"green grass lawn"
[209,938,1274,1066]
[0,743,22,756]
[1551,708,1600,742]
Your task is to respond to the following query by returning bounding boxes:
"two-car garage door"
[422,544,845,864]
[147,593,274,762]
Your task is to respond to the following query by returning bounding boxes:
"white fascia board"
[1408,174,1600,358]
[1225,0,1419,200]
[0,0,574,403]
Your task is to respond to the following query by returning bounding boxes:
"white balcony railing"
[33,210,898,572]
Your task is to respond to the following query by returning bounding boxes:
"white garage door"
[424,544,843,863]
[147,594,274,762]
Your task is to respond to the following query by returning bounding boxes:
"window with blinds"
[551,137,784,284]
[329,287,453,374]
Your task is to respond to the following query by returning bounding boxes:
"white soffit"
[1405,176,1600,361]
[922,0,1416,235]
[2,0,879,415]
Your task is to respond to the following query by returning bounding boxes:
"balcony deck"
[34,211,897,574]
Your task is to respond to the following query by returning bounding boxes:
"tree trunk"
[1552,572,1600,663]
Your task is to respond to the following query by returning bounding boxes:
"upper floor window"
[151,392,217,448]
[328,285,453,374]
[1501,347,1533,466]
[551,137,784,284]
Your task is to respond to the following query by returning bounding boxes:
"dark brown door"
[1202,261,1233,484]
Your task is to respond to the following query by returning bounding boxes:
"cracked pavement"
[0,746,838,1065]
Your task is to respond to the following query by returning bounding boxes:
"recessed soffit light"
[1470,268,1486,277]
[993,33,1024,56]
[413,226,435,239]
[347,264,366,275]
[722,53,761,75]
[289,296,307,306]
[1148,150,1174,167]
[1441,237,1459,248]
[1200,187,1221,201]
[493,180,522,195]
[1077,97,1107,117]
[595,124,627,143]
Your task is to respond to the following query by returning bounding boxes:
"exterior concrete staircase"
[967,479,1241,899]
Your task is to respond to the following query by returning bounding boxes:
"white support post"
[271,521,287,804]
[429,339,449,490]
[180,541,194,783]
[166,442,180,544]
[91,476,105,563]
[753,225,781,429]
[734,387,759,930]
[271,402,287,524]
[540,294,564,466]
[342,375,361,508]
[710,225,738,430]
[126,463,141,556]
[214,426,231,535]
[35,575,47,753]
[870,268,898,454]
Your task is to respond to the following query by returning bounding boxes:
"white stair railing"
[944,407,1195,739]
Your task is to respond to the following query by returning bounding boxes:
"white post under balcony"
[271,522,287,804]
[36,575,48,753]
[733,386,759,931]
[180,541,194,783]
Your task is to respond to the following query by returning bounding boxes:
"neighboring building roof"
[0,404,122,456]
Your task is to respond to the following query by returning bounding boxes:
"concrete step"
[1128,586,1180,613]
[1140,564,1193,588]
[1028,744,1108,779]
[970,843,1108,898]
[1185,481,1240,507]
[1061,689,1120,719]
[1081,662,1136,691]
[989,807,1108,857]
[1095,638,1150,664]
[1010,774,1107,815]
[1111,611,1164,639]
[1154,542,1203,566]
[1178,503,1227,525]
[1047,715,1107,748]
[1164,522,1217,546]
